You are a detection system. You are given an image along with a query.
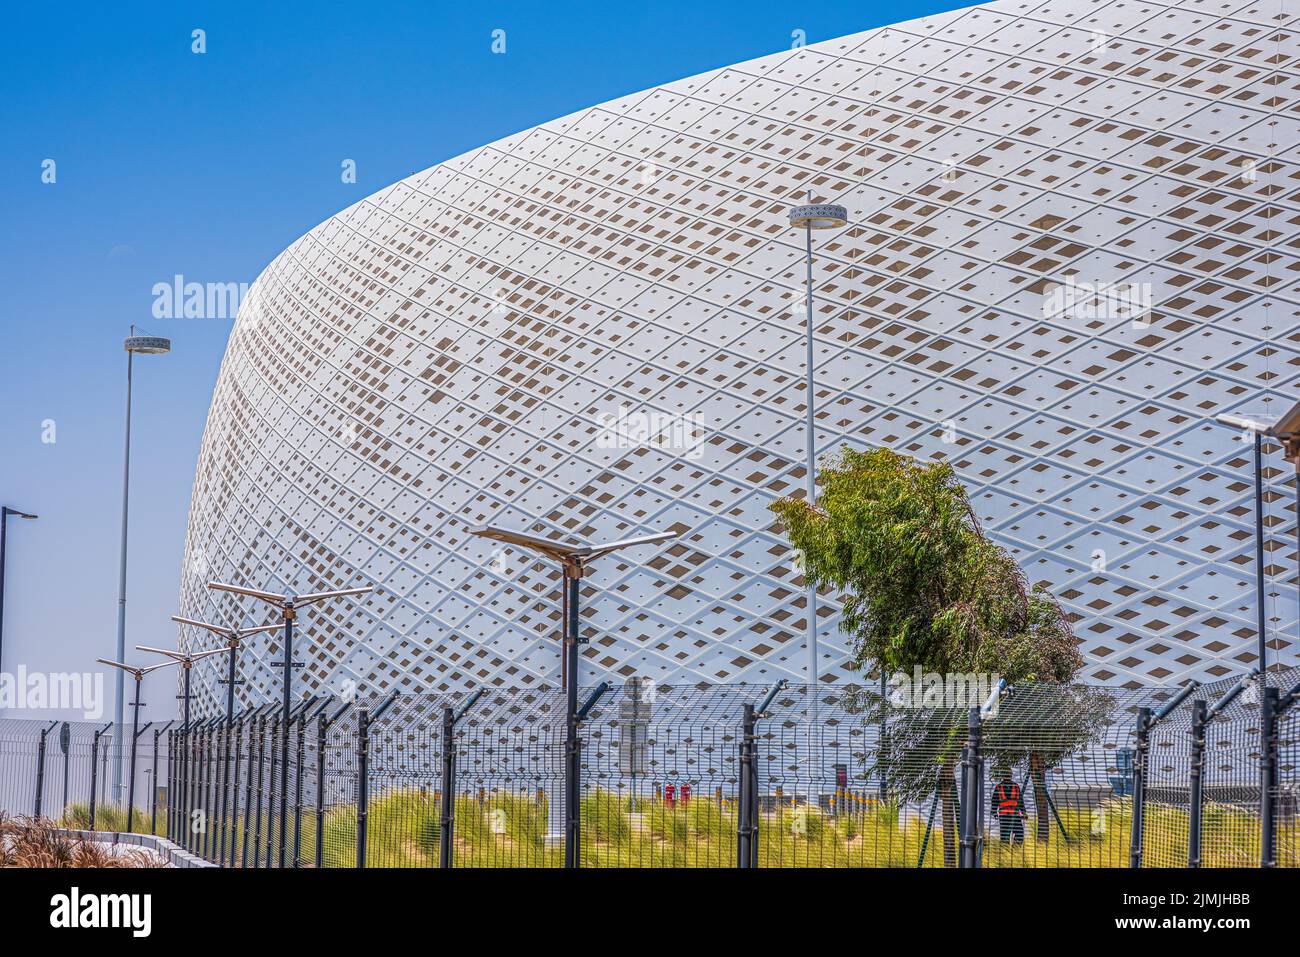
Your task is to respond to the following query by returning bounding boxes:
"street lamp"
[96,656,180,832]
[205,581,373,867]
[1214,400,1300,686]
[134,643,225,844]
[470,523,677,867]
[789,197,849,791]
[0,506,38,673]
[170,615,283,866]
[170,616,284,725]
[113,329,171,800]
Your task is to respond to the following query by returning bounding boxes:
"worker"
[992,769,1024,844]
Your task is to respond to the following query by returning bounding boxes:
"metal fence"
[0,717,173,835]
[2,669,1297,868]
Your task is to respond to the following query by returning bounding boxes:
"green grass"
[109,788,1297,868]
[60,802,166,837]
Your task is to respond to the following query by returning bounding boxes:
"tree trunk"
[1030,751,1050,843]
[940,757,957,867]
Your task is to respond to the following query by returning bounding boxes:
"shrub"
[0,813,163,867]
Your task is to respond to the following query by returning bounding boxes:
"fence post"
[1129,706,1150,868]
[200,723,212,859]
[219,716,232,867]
[179,722,189,842]
[172,726,182,843]
[1187,698,1207,868]
[225,716,241,867]
[187,723,199,852]
[352,691,399,870]
[200,722,210,854]
[243,712,261,869]
[315,708,332,868]
[564,701,578,869]
[127,721,151,835]
[253,714,267,867]
[34,721,56,818]
[435,689,483,870]
[265,716,279,868]
[307,700,353,868]
[878,670,890,805]
[440,705,456,868]
[151,725,165,836]
[959,707,982,869]
[188,721,200,850]
[88,722,111,830]
[1260,686,1278,868]
[565,683,608,869]
[208,721,220,859]
[165,728,176,841]
[737,702,755,868]
[356,706,371,869]
[293,710,307,868]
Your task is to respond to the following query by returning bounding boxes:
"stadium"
[177,0,1300,715]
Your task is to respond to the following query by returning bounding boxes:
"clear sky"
[0,0,972,718]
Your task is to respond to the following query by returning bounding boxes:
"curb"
[57,829,216,869]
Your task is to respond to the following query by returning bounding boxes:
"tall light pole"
[788,198,849,793]
[96,657,180,832]
[1214,402,1300,686]
[205,581,373,867]
[1273,404,1300,638]
[470,524,677,867]
[113,330,171,800]
[0,506,38,673]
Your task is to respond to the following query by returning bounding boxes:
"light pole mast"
[788,197,849,784]
[113,330,170,799]
[1214,401,1300,688]
[0,506,38,673]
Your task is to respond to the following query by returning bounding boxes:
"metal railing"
[2,668,1296,868]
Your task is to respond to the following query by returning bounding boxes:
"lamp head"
[125,335,171,355]
[789,203,849,230]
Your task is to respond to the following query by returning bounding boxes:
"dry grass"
[0,813,165,868]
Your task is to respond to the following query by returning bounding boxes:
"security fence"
[2,668,1298,869]
[0,717,173,835]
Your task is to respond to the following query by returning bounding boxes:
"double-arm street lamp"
[170,616,284,725]
[205,581,373,867]
[0,506,38,673]
[96,656,180,832]
[172,615,284,864]
[134,643,226,842]
[470,524,677,866]
[1215,397,1300,686]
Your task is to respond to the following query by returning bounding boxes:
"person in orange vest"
[993,769,1024,844]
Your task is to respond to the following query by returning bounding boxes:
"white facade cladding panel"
[178,0,1300,714]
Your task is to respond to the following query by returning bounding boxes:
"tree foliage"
[772,449,1105,860]
[770,447,1082,682]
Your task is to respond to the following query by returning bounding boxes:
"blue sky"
[0,0,970,716]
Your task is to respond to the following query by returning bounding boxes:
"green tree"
[771,447,1086,862]
[770,447,1080,681]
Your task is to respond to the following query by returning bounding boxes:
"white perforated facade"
[178,0,1300,714]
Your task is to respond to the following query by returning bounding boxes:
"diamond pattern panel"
[178,0,1300,713]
